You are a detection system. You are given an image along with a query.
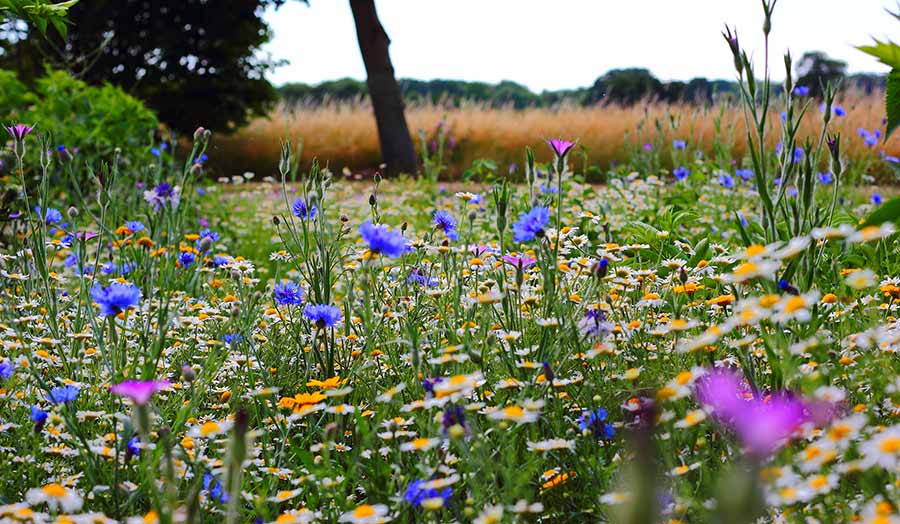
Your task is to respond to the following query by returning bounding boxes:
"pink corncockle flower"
[546,138,576,158]
[110,379,171,406]
[695,368,831,458]
[502,254,536,269]
[75,231,99,241]
[6,123,35,142]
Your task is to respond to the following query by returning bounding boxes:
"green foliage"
[0,0,76,37]
[1,67,158,170]
[862,194,900,227]
[2,0,282,135]
[858,7,900,140]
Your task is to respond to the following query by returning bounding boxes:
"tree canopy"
[1,0,287,134]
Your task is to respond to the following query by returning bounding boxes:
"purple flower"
[735,168,754,181]
[818,172,834,185]
[643,143,653,151]
[502,254,536,269]
[360,220,407,257]
[672,139,686,150]
[90,283,141,316]
[110,379,171,406]
[273,280,303,306]
[432,210,459,241]
[143,183,180,211]
[511,206,550,243]
[673,165,689,181]
[291,197,317,220]
[718,173,735,189]
[303,303,342,328]
[695,368,829,457]
[546,138,576,158]
[6,123,34,142]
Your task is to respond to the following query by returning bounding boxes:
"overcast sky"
[263,0,898,92]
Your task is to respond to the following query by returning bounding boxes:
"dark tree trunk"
[350,0,417,175]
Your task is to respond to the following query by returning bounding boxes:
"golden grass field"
[211,91,900,178]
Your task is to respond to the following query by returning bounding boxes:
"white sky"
[263,0,898,91]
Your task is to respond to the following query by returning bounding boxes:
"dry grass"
[210,92,900,178]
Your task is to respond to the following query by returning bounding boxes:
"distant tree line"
[279,53,886,108]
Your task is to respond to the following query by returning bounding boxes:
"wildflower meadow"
[5,2,900,524]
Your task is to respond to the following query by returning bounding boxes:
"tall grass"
[212,91,900,179]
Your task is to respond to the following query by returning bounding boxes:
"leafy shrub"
[1,67,159,174]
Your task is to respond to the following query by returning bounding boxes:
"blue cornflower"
[409,268,438,287]
[360,220,407,257]
[673,165,689,181]
[718,173,735,189]
[223,333,243,346]
[432,210,459,241]
[793,85,810,96]
[834,106,846,116]
[441,405,468,436]
[213,255,230,267]
[886,154,900,164]
[90,283,141,316]
[273,281,304,306]
[858,128,878,147]
[193,153,209,165]
[46,385,79,404]
[404,479,453,508]
[873,193,884,205]
[0,361,13,380]
[578,408,615,439]
[735,169,754,182]
[30,406,48,423]
[672,139,686,150]
[512,206,550,243]
[150,147,161,158]
[178,251,196,267]
[35,206,62,224]
[793,146,804,163]
[817,172,834,185]
[127,436,141,456]
[125,221,145,233]
[203,473,228,504]
[303,304,342,328]
[101,262,118,275]
[291,197,317,220]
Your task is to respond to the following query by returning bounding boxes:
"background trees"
[1,0,286,134]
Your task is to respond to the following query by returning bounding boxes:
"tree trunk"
[349,0,417,176]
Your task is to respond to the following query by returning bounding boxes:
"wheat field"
[211,92,900,178]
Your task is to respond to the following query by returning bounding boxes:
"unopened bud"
[67,206,79,219]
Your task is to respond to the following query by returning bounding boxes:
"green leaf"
[857,39,900,69]
[887,69,900,141]
[861,195,900,227]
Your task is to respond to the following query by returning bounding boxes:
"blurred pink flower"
[502,254,536,269]
[6,123,34,142]
[546,138,576,158]
[695,368,829,457]
[110,379,171,406]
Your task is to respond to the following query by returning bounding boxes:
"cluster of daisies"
[0,131,899,523]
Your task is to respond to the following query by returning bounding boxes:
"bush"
[1,68,159,174]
